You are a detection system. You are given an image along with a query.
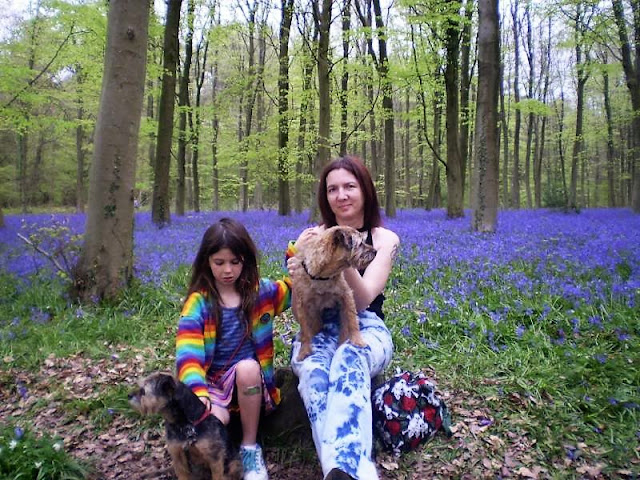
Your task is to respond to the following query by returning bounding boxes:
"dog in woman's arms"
[292,226,376,361]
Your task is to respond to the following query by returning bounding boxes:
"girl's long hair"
[187,217,259,331]
[317,154,382,229]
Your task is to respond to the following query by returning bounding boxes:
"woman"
[287,155,399,480]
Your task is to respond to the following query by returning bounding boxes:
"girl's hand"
[200,396,212,412]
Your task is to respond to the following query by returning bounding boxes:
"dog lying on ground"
[128,372,242,480]
[293,225,377,361]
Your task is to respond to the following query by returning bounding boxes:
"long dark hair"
[318,154,382,229]
[187,217,259,329]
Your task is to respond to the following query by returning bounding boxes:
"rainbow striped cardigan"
[176,277,292,412]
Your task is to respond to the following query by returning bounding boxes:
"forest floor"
[0,346,509,480]
[1,345,630,479]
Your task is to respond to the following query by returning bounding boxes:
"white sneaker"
[240,444,268,480]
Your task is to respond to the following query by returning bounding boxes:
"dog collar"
[301,261,332,281]
[192,408,211,426]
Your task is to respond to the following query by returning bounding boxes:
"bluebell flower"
[516,325,525,338]
[594,354,607,364]
[14,427,24,439]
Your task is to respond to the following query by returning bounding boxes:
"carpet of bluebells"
[1,207,639,473]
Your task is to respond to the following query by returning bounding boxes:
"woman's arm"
[343,227,400,311]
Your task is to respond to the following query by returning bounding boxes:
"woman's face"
[326,168,364,225]
[208,248,243,289]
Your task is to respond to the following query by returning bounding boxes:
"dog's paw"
[350,332,367,347]
[297,343,313,361]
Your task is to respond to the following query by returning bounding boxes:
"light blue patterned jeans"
[290,309,394,479]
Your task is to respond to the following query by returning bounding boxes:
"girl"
[176,217,291,480]
[287,155,400,480]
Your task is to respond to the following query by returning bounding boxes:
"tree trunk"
[511,0,521,209]
[444,4,464,218]
[460,0,474,200]
[569,4,589,211]
[191,21,209,213]
[240,1,259,212]
[75,67,86,213]
[612,0,640,213]
[278,0,294,215]
[339,0,351,156]
[555,91,569,207]
[404,92,412,208]
[72,0,149,302]
[176,0,195,216]
[211,59,220,211]
[295,25,316,213]
[534,17,551,209]
[472,0,500,232]
[151,0,182,227]
[371,0,396,217]
[499,61,510,207]
[603,67,616,207]
[524,3,534,209]
[313,0,333,221]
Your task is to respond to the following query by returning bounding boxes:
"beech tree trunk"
[511,0,521,209]
[151,0,182,226]
[444,3,464,218]
[176,0,195,216]
[277,0,294,215]
[612,0,640,213]
[72,0,149,302]
[471,0,500,232]
[312,0,333,221]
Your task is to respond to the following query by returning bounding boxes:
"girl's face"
[208,248,243,288]
[326,168,364,225]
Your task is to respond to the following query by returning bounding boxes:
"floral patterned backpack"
[372,370,452,456]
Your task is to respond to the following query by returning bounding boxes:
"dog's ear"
[157,374,177,397]
[332,228,354,250]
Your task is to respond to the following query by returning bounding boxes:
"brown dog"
[129,372,242,480]
[293,226,377,361]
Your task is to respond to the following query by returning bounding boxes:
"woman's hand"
[296,227,319,247]
[287,256,302,277]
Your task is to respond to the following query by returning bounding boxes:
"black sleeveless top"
[359,228,385,320]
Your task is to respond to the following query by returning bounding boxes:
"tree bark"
[471,0,500,232]
[191,16,209,213]
[240,1,259,212]
[444,2,464,218]
[511,0,521,209]
[176,0,195,216]
[460,0,474,199]
[72,0,149,302]
[75,66,86,213]
[569,3,590,211]
[278,0,295,215]
[612,0,640,212]
[339,0,351,156]
[295,24,316,213]
[312,0,333,221]
[603,66,616,207]
[151,0,182,227]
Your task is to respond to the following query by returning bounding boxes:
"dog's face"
[128,372,176,416]
[302,226,376,277]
